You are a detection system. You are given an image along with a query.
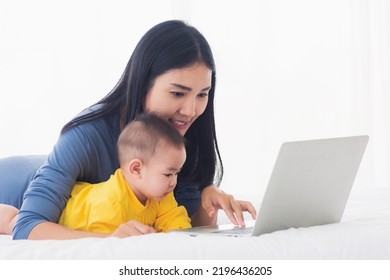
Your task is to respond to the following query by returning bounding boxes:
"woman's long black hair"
[62,20,223,189]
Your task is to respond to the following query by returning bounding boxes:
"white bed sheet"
[1,188,390,260]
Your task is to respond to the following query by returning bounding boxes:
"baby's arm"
[0,204,19,235]
[69,197,156,237]
[155,193,192,232]
[111,220,156,238]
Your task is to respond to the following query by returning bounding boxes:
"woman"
[2,20,256,239]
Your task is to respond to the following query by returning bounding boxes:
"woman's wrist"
[190,185,219,227]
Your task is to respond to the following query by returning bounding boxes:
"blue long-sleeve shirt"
[13,106,200,239]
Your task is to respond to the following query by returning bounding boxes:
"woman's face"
[144,62,212,136]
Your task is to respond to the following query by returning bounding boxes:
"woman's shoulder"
[74,103,104,119]
[66,105,120,139]
[53,105,120,161]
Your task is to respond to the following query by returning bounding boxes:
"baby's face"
[138,143,186,201]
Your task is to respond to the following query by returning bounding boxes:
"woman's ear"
[128,159,143,178]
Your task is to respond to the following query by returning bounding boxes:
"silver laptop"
[173,135,369,237]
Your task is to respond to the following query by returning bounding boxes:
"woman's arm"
[13,119,119,240]
[28,222,109,240]
[190,201,218,227]
[29,221,156,239]
[13,129,87,239]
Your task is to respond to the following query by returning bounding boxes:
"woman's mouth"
[169,119,191,133]
[171,119,188,126]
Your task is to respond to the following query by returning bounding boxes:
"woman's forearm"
[27,222,109,240]
[190,204,217,227]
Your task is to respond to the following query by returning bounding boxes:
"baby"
[0,113,191,237]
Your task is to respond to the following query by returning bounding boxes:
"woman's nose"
[179,97,196,117]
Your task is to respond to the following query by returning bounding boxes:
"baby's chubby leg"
[0,204,19,235]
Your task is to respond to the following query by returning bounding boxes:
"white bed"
[1,188,390,260]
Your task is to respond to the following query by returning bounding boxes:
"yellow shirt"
[58,169,191,233]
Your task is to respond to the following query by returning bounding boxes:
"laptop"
[173,135,369,237]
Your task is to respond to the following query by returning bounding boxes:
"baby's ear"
[128,159,143,177]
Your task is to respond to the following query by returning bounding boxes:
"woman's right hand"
[111,220,157,238]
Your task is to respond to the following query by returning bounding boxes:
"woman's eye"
[171,92,184,97]
[198,92,209,98]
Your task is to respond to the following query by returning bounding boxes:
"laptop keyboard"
[212,226,254,235]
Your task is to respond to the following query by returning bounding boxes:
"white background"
[1,0,389,198]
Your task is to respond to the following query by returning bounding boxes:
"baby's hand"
[111,220,157,238]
